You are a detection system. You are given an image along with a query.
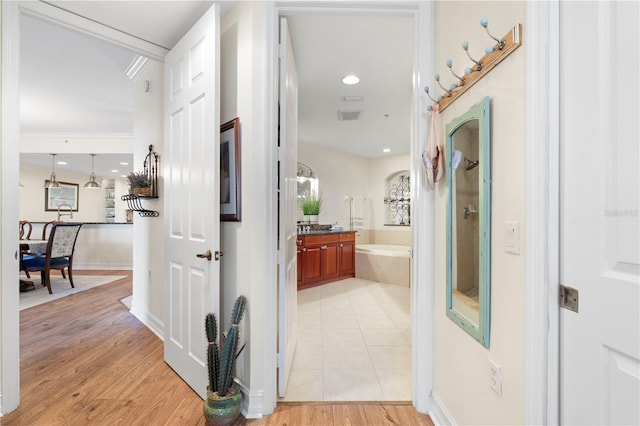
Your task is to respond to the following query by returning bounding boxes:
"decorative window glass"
[384,170,411,226]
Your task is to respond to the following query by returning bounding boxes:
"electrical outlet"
[489,359,502,397]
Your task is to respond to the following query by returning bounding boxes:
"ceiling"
[20,2,414,177]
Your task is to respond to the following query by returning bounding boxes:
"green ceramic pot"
[203,386,243,426]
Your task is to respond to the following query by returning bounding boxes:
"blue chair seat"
[22,254,70,269]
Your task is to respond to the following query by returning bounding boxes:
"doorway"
[1,1,166,413]
[276,5,426,404]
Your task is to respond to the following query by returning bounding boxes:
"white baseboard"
[130,304,164,341]
[74,264,133,270]
[237,380,264,419]
[429,392,456,426]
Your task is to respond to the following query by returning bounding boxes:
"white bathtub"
[355,244,411,287]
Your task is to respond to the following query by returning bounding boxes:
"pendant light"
[83,154,101,189]
[44,153,60,188]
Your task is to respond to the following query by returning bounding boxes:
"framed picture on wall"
[45,182,79,212]
[220,117,241,222]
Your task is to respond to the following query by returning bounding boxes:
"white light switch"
[505,221,520,255]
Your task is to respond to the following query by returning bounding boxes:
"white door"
[277,17,299,398]
[164,4,220,400]
[560,2,640,424]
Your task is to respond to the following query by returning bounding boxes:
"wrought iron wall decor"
[121,145,160,217]
[384,172,411,226]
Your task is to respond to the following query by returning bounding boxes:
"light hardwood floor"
[2,271,433,425]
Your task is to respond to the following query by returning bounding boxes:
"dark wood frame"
[220,117,241,222]
[45,182,79,212]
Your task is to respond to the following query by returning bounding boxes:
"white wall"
[433,2,525,425]
[297,142,369,228]
[129,60,164,336]
[220,1,272,417]
[298,143,411,244]
[19,163,128,223]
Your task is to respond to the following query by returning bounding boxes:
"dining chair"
[42,220,64,241]
[22,223,82,294]
[19,220,32,240]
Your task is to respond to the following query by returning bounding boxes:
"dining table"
[19,239,48,292]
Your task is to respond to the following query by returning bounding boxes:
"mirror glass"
[445,96,491,347]
[297,162,319,220]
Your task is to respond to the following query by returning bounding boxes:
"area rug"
[19,274,126,311]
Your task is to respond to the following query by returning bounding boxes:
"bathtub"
[355,244,411,287]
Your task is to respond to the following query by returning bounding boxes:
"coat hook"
[435,74,452,97]
[424,86,438,104]
[462,41,483,71]
[446,59,465,86]
[480,17,505,50]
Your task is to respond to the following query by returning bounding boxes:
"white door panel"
[164,3,220,400]
[560,2,640,424]
[278,17,299,398]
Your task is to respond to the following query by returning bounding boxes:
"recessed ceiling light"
[120,162,129,166]
[111,169,119,173]
[342,75,360,85]
[383,148,391,153]
[57,161,67,165]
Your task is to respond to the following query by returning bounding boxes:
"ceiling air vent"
[337,110,361,121]
[341,96,364,102]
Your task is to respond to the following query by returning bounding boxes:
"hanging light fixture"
[44,153,60,188]
[83,154,101,189]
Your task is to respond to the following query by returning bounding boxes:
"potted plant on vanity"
[203,295,247,426]
[126,171,151,197]
[301,194,322,224]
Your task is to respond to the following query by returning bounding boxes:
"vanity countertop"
[297,229,356,237]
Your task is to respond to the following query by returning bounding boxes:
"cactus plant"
[204,295,247,397]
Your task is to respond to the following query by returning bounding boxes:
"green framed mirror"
[445,96,491,348]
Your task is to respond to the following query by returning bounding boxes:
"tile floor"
[280,277,411,402]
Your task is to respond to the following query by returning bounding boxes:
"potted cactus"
[203,295,247,426]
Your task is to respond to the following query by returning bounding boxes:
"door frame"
[0,1,166,414]
[267,1,434,413]
[524,1,561,424]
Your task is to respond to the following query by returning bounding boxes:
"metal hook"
[434,74,452,97]
[423,86,438,103]
[480,17,505,50]
[462,41,482,71]
[446,59,465,86]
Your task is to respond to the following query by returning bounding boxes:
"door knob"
[196,250,212,261]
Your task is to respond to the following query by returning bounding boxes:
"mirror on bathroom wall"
[445,96,491,348]
[297,162,319,214]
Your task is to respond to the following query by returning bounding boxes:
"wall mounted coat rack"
[425,20,522,113]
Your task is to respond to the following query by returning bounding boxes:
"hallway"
[282,278,412,401]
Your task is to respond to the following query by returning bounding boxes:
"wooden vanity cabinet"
[297,232,355,290]
[339,233,356,276]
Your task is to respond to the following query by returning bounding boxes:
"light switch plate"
[505,221,520,255]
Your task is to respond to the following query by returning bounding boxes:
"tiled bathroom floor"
[280,278,411,402]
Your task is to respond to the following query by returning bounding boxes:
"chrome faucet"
[57,203,74,221]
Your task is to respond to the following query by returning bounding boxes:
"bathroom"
[283,12,414,401]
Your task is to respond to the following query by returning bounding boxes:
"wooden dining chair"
[22,223,82,294]
[19,220,32,240]
[42,220,64,241]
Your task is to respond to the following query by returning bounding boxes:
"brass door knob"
[196,250,212,261]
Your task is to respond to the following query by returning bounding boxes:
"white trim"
[524,1,560,425]
[16,2,168,61]
[129,306,165,341]
[269,1,432,416]
[73,263,133,270]
[239,383,265,420]
[1,1,22,415]
[411,0,434,414]
[429,392,456,426]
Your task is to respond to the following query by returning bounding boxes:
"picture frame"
[45,182,79,212]
[220,117,241,222]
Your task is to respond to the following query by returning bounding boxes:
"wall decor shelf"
[121,194,159,217]
[123,145,160,217]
